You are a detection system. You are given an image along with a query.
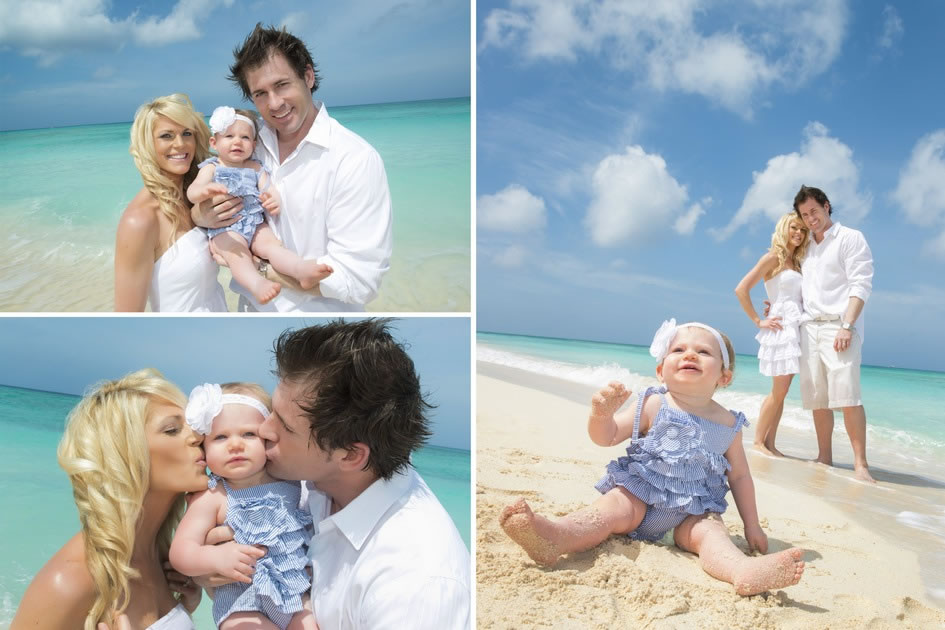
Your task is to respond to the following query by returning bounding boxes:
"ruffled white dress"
[756,269,803,377]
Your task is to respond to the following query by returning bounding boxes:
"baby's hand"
[591,381,631,421]
[745,523,769,554]
[260,191,280,215]
[212,542,265,584]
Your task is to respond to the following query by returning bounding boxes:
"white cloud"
[493,245,529,268]
[0,0,233,62]
[478,0,849,117]
[891,129,945,258]
[712,122,870,240]
[673,198,709,235]
[585,145,691,246]
[478,184,547,232]
[879,5,904,50]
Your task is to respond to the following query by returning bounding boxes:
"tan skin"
[114,117,200,311]
[11,404,208,629]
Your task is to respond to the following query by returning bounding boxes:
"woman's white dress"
[756,269,803,377]
[145,603,195,630]
[148,227,227,312]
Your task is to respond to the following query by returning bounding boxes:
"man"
[793,185,875,483]
[259,319,470,628]
[196,24,392,312]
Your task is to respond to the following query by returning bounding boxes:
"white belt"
[810,315,841,322]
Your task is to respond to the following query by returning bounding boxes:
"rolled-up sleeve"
[360,574,470,629]
[842,231,873,303]
[317,148,392,305]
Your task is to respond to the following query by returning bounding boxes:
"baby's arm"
[258,169,281,215]
[168,488,259,583]
[726,431,768,553]
[186,164,229,204]
[587,381,635,446]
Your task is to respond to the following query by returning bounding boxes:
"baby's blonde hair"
[58,368,187,630]
[770,212,809,274]
[129,94,211,248]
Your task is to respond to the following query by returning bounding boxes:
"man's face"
[259,379,338,483]
[245,52,316,141]
[796,198,832,238]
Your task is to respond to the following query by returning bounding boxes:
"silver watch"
[840,321,854,331]
[256,259,269,277]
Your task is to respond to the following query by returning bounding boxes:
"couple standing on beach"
[115,24,391,313]
[737,185,875,483]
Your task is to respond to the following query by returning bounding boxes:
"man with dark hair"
[258,318,470,628]
[792,185,875,483]
[195,24,392,312]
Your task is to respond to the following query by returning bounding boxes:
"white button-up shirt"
[801,221,873,337]
[303,468,470,629]
[240,101,393,312]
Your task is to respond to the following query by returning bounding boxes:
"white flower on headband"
[208,106,237,135]
[649,318,678,363]
[186,383,223,435]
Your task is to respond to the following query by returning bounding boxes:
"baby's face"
[204,402,268,481]
[211,119,256,165]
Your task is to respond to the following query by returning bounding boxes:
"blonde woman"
[115,94,227,312]
[735,213,810,457]
[11,369,226,630]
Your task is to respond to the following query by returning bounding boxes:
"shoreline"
[476,364,945,628]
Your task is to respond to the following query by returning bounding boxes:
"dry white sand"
[476,369,945,629]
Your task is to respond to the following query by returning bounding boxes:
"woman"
[11,369,209,629]
[115,94,227,312]
[734,212,809,457]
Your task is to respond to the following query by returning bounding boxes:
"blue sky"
[477,0,945,373]
[0,317,471,450]
[0,0,470,130]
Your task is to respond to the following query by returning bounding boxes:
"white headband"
[208,106,256,137]
[649,319,730,369]
[185,383,270,435]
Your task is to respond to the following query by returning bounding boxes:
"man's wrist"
[840,321,855,331]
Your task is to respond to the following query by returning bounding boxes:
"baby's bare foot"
[500,499,562,566]
[590,382,631,422]
[251,277,282,304]
[297,261,333,290]
[733,547,805,596]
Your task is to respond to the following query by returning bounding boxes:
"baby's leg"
[286,593,319,630]
[212,231,281,304]
[219,611,280,630]
[251,225,332,290]
[500,487,646,566]
[673,513,805,596]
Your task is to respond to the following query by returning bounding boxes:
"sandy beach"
[476,364,945,629]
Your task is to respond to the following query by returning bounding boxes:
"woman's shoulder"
[13,533,95,628]
[120,189,161,229]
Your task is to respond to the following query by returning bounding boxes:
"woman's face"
[145,402,207,494]
[787,220,808,249]
[152,115,196,179]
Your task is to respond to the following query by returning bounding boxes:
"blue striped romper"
[209,475,313,629]
[594,386,749,542]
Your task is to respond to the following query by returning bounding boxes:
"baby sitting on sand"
[501,320,805,596]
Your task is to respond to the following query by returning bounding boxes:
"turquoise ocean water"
[0,97,470,312]
[478,330,945,605]
[0,385,470,628]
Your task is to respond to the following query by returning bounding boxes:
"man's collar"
[258,100,331,157]
[322,467,413,550]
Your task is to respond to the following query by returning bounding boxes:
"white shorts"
[799,320,862,410]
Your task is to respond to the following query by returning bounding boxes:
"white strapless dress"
[148,228,227,312]
[146,604,195,630]
[756,269,803,376]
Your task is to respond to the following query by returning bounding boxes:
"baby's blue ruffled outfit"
[200,157,270,246]
[594,386,749,541]
[209,474,312,629]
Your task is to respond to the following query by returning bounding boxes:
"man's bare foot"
[733,547,805,596]
[753,443,784,457]
[853,464,876,484]
[250,277,281,304]
[499,499,562,566]
[296,261,333,290]
[590,382,631,423]
[813,456,832,466]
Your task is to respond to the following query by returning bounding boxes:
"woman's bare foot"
[499,499,563,566]
[732,548,805,596]
[854,464,876,484]
[250,276,281,304]
[753,443,784,457]
[296,261,333,290]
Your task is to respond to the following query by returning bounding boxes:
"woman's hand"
[758,316,783,331]
[164,562,201,613]
[744,523,769,554]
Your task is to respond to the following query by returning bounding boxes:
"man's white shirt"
[801,221,873,338]
[241,100,393,312]
[302,467,470,629]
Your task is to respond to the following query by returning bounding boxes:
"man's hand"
[834,327,853,352]
[164,562,201,613]
[97,615,132,630]
[193,194,243,229]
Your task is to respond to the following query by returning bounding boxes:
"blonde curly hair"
[58,368,188,630]
[770,212,809,275]
[129,94,211,248]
